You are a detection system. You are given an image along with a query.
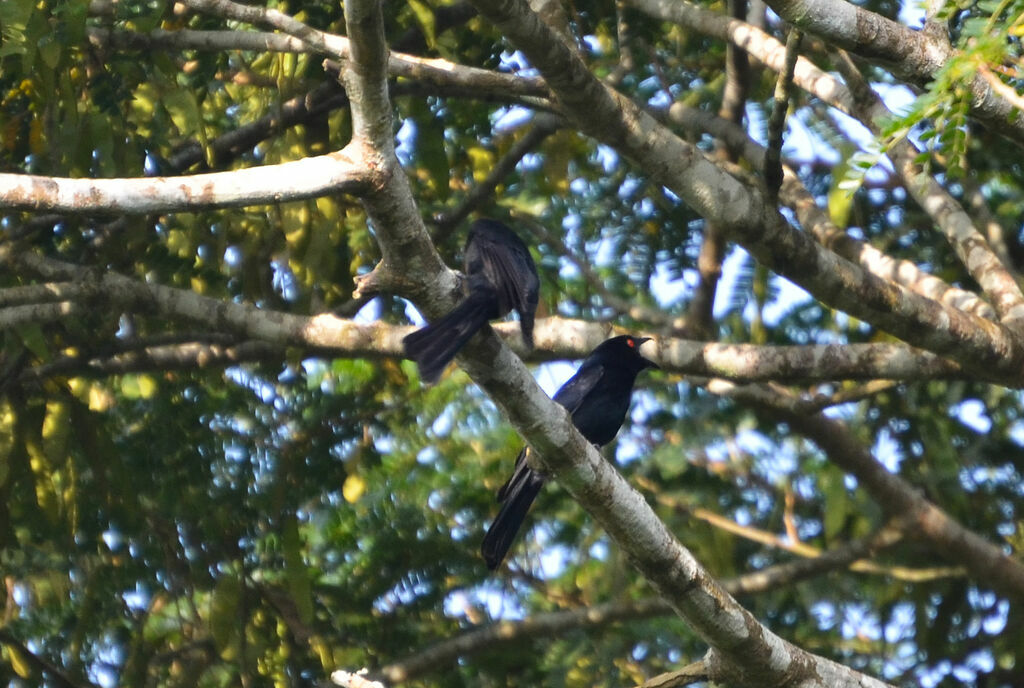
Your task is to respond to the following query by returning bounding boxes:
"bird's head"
[593,335,659,372]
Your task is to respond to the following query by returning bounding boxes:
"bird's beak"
[636,337,660,369]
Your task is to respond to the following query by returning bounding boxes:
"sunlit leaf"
[210,575,242,659]
[120,374,158,399]
[5,644,34,679]
[343,474,367,503]
[282,513,314,625]
[407,0,437,49]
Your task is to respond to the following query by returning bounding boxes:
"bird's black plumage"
[481,335,658,569]
[403,219,539,384]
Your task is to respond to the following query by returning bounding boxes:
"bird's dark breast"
[568,384,633,446]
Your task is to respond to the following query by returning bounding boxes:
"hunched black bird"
[403,218,539,384]
[481,335,658,570]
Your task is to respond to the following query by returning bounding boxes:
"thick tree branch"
[0,301,82,329]
[475,0,1024,383]
[0,282,93,307]
[962,177,1017,277]
[757,0,1024,148]
[379,525,903,683]
[665,105,998,322]
[0,258,978,384]
[178,0,548,98]
[0,149,370,213]
[90,25,547,99]
[332,0,460,308]
[648,334,968,383]
[0,248,409,355]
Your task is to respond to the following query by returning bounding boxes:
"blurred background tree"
[0,0,1022,686]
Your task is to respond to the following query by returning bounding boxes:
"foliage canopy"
[1,0,1024,686]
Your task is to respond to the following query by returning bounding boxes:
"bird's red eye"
[627,338,635,348]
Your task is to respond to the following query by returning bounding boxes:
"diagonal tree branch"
[431,113,563,242]
[378,524,904,683]
[0,629,97,688]
[664,104,999,322]
[323,0,893,685]
[475,0,1024,382]
[764,28,802,198]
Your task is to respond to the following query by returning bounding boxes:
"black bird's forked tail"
[481,448,545,570]
[402,290,496,384]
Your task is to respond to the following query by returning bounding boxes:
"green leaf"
[37,34,60,70]
[120,375,158,400]
[822,471,850,540]
[407,0,437,49]
[282,513,314,625]
[827,145,879,228]
[14,324,51,362]
[5,643,34,679]
[0,0,34,57]
[410,101,451,200]
[210,575,242,659]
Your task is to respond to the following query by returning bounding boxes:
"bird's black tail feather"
[403,292,495,384]
[519,309,536,350]
[481,449,545,569]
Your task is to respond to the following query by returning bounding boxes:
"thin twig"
[632,661,709,688]
[716,380,1024,600]
[764,28,802,199]
[0,629,97,688]
[430,113,563,243]
[525,219,692,335]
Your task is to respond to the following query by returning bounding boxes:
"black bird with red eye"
[481,335,658,570]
